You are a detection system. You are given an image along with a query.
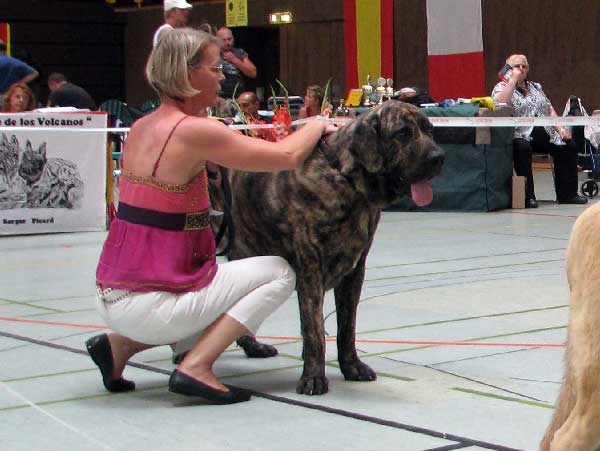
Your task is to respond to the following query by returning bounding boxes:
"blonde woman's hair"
[306,85,324,105]
[145,27,220,100]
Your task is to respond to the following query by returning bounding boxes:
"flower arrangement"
[270,79,292,140]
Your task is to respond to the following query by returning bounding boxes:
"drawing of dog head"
[18,140,48,185]
[0,133,20,185]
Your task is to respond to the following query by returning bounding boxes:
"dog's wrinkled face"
[339,100,444,207]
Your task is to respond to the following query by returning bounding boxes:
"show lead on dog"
[87,28,336,404]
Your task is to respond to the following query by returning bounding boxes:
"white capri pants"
[95,256,295,347]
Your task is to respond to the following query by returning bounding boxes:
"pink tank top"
[96,116,218,293]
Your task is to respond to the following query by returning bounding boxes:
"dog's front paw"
[340,360,377,381]
[296,375,329,395]
[237,335,278,358]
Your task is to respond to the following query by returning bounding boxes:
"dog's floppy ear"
[350,109,383,173]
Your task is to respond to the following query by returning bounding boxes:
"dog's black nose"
[428,146,445,175]
[429,146,445,164]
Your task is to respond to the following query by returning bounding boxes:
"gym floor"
[0,169,593,451]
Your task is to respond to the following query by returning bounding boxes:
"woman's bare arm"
[180,118,334,172]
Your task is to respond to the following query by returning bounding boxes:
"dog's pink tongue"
[411,181,433,206]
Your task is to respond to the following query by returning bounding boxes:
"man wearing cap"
[0,39,39,95]
[152,0,193,47]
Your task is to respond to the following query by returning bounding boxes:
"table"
[390,104,514,212]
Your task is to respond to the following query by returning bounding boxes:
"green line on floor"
[375,371,415,382]
[220,362,304,380]
[2,367,95,383]
[0,385,165,412]
[0,298,65,313]
[452,387,554,409]
[359,305,567,336]
[21,308,95,318]
[366,247,567,270]
[365,258,564,283]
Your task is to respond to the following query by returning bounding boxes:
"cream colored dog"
[541,202,600,451]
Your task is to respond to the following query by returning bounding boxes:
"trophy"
[335,98,350,117]
[376,77,386,105]
[361,74,373,107]
[386,78,394,100]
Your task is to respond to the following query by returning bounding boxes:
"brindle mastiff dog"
[213,101,444,395]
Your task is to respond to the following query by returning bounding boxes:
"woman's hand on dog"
[322,122,339,135]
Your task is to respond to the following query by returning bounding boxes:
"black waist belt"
[117,202,210,231]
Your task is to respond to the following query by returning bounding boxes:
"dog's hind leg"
[334,251,376,382]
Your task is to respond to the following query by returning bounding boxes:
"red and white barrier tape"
[1,114,599,133]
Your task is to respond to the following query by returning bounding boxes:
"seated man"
[47,72,96,110]
[235,91,276,142]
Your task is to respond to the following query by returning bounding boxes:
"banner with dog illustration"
[0,112,107,235]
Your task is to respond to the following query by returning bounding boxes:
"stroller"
[564,95,600,198]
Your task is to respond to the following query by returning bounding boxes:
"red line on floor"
[0,316,107,330]
[0,316,566,348]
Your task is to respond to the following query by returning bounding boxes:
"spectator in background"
[235,91,277,141]
[0,40,39,96]
[152,0,193,47]
[2,82,36,112]
[47,73,96,110]
[491,53,586,207]
[298,85,331,119]
[14,49,43,107]
[216,26,256,100]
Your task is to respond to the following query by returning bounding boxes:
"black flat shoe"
[85,334,135,393]
[168,370,251,404]
[557,195,588,205]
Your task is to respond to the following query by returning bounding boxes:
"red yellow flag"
[0,23,11,56]
[344,0,394,90]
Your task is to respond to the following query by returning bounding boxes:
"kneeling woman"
[88,28,335,404]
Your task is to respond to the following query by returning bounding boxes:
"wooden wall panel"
[483,0,600,110]
[279,21,345,100]
[393,0,428,93]
[3,1,124,107]
[8,1,600,113]
[121,0,345,105]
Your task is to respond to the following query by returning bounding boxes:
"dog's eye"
[393,126,412,141]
